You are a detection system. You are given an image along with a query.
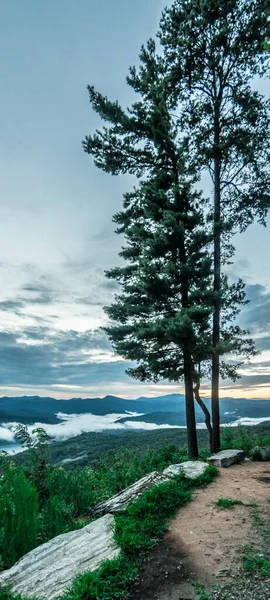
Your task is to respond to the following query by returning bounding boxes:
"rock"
[92,471,169,515]
[251,446,270,461]
[0,514,119,600]
[93,462,210,516]
[163,461,209,479]
[259,447,270,460]
[208,449,245,467]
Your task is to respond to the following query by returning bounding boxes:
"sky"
[0,0,269,400]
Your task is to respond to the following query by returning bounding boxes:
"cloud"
[0,300,25,313]
[0,426,15,442]
[21,282,56,305]
[0,412,180,446]
[2,411,270,451]
[240,284,270,334]
[0,324,130,388]
[256,337,270,351]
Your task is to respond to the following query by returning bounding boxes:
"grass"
[242,543,270,577]
[193,583,211,599]
[214,497,244,510]
[241,502,270,578]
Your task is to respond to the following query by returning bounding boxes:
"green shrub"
[38,496,83,543]
[0,458,39,568]
[47,467,103,516]
[221,425,270,456]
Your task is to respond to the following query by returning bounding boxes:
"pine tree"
[83,45,216,458]
[159,0,270,451]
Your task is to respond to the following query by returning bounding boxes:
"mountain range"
[1,394,270,429]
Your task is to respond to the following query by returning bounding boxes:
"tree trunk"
[193,383,212,450]
[211,108,221,453]
[184,351,198,459]
[174,172,199,460]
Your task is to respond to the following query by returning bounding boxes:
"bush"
[221,425,270,456]
[38,496,83,543]
[0,457,39,568]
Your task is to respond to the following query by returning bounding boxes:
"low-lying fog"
[1,412,270,454]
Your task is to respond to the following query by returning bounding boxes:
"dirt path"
[130,461,270,600]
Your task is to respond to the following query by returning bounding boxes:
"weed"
[252,511,264,527]
[242,543,270,577]
[194,582,210,599]
[215,497,244,510]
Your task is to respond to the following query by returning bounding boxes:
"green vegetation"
[241,500,270,578]
[215,497,244,510]
[0,423,269,594]
[0,456,39,569]
[0,426,193,569]
[242,544,270,577]
[221,425,270,457]
[193,583,211,600]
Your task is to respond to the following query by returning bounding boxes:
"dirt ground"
[129,461,270,600]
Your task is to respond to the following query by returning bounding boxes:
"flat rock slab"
[163,461,209,479]
[0,514,119,600]
[92,471,169,515]
[208,449,245,468]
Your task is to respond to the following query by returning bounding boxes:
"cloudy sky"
[0,0,269,400]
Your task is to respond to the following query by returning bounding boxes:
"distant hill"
[0,394,185,426]
[1,394,270,431]
[119,399,270,427]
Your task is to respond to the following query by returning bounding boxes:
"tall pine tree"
[84,52,214,457]
[159,0,270,450]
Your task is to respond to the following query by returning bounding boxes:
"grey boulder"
[208,449,245,467]
[0,514,119,600]
[163,461,209,479]
[252,446,270,461]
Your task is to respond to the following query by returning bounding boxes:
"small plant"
[194,582,210,599]
[252,511,264,528]
[242,543,270,577]
[215,497,244,510]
